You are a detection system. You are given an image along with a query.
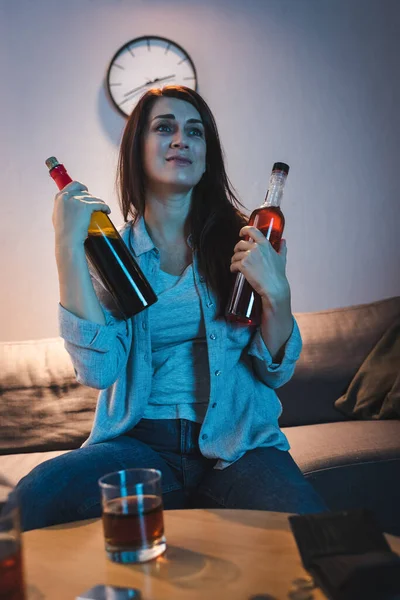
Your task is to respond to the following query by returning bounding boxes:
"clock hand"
[152,74,176,83]
[119,88,147,107]
[123,82,153,98]
[123,74,176,98]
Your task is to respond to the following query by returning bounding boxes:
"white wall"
[1,0,399,341]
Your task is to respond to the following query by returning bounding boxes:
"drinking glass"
[98,468,166,564]
[0,485,26,600]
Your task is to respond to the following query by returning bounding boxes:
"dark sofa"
[1,296,399,533]
[278,295,400,534]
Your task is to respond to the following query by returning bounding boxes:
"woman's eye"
[154,123,204,137]
[190,128,204,137]
[155,123,172,132]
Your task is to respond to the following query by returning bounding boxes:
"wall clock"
[106,36,198,118]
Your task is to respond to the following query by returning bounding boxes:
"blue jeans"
[14,419,328,531]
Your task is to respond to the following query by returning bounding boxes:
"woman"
[17,86,327,530]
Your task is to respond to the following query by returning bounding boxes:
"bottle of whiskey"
[226,162,289,325]
[46,157,157,319]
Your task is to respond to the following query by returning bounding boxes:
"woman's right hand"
[52,181,111,249]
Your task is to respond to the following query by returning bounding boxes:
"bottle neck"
[49,164,73,191]
[261,170,288,208]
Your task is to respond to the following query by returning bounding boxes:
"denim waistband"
[127,418,203,456]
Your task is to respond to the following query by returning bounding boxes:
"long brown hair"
[116,85,248,317]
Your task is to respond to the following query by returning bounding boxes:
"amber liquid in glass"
[47,158,157,319]
[0,541,25,600]
[102,495,164,550]
[226,205,285,325]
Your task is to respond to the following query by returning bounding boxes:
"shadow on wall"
[97,80,126,147]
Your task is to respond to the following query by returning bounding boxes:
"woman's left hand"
[230,226,291,311]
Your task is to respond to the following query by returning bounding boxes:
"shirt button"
[215,370,221,376]
[202,433,208,440]
[199,276,205,283]
[210,333,216,340]
[212,403,217,408]
[207,301,214,308]
[142,322,147,330]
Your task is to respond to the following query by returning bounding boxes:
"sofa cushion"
[334,316,400,419]
[278,296,400,426]
[0,450,71,488]
[284,420,400,473]
[285,420,400,536]
[0,338,98,454]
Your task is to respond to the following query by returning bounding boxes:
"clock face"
[106,36,198,118]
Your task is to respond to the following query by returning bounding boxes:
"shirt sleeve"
[57,272,133,389]
[247,316,302,389]
[58,303,129,352]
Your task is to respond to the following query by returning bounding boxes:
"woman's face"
[142,97,207,195]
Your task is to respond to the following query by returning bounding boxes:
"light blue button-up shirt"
[59,217,302,469]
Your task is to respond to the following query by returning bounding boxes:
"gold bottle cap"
[45,156,60,170]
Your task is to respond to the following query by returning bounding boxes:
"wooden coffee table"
[22,509,400,600]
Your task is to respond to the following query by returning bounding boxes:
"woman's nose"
[170,132,189,148]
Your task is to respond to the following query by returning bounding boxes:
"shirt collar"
[127,215,193,256]
[128,216,156,257]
